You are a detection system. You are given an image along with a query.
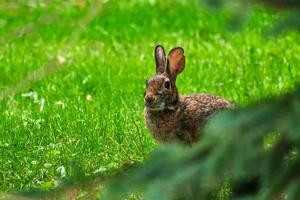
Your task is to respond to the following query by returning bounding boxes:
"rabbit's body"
[144,45,233,144]
[145,94,232,143]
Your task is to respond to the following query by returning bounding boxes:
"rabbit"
[144,45,233,144]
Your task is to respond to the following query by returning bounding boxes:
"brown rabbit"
[144,45,233,144]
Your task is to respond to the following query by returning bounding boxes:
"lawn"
[1,0,300,193]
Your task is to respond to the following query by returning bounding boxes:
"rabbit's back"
[181,94,232,120]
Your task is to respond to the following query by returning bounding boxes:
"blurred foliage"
[204,0,300,33]
[205,0,300,8]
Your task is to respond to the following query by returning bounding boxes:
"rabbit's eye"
[164,81,170,89]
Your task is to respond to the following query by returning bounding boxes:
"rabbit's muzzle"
[144,94,165,111]
[144,94,155,104]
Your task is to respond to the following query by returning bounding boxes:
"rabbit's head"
[144,45,185,111]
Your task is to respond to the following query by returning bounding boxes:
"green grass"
[1,0,300,193]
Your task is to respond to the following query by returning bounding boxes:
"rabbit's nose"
[145,95,155,103]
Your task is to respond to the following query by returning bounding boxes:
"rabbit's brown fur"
[144,45,233,144]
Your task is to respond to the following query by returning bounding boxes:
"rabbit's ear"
[155,45,166,74]
[166,47,185,81]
